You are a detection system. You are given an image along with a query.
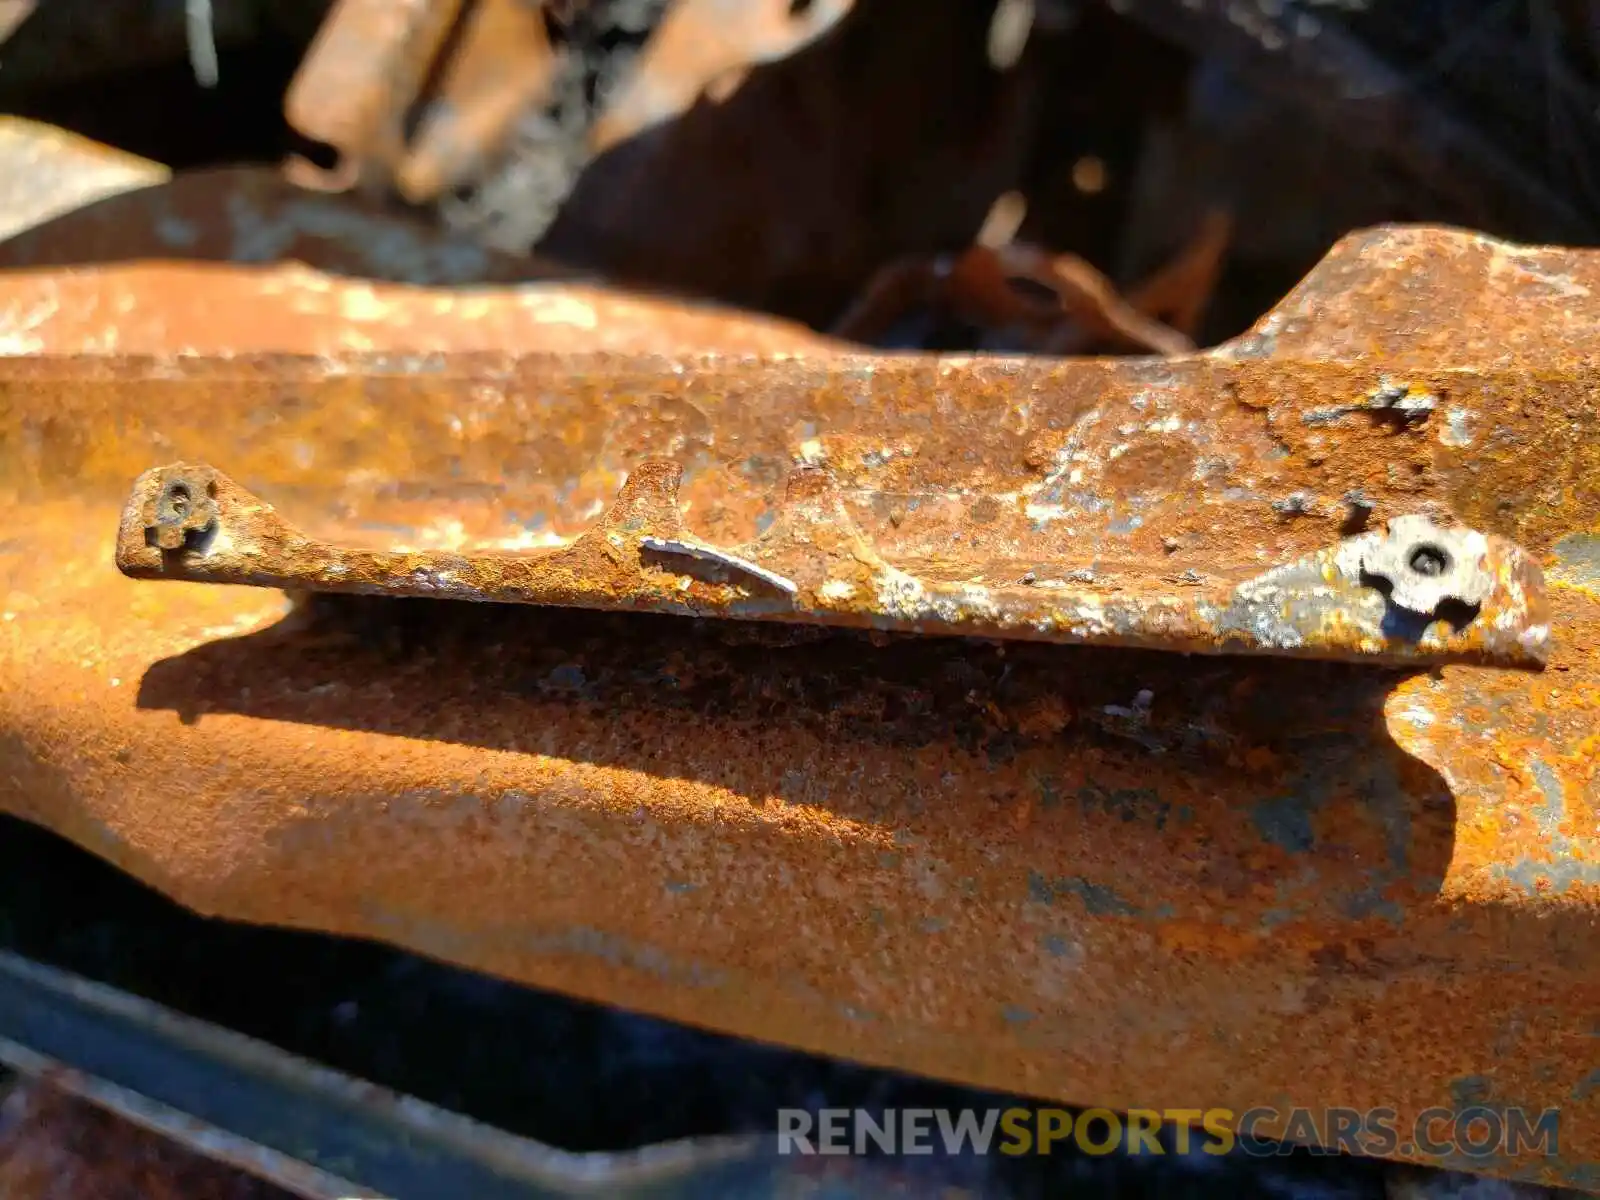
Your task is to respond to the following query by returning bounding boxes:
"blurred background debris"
[3,0,1599,343]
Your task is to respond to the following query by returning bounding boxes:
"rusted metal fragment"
[286,0,563,202]
[0,118,169,244]
[590,0,857,154]
[284,0,465,192]
[394,0,561,204]
[114,462,1550,669]
[2,224,1600,1186]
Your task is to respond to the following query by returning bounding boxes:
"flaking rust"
[115,461,1550,669]
[6,224,1600,1187]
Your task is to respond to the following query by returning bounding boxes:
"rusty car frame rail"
[115,461,1550,669]
[2,224,1598,1190]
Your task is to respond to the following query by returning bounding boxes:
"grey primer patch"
[1253,796,1316,854]
[1029,872,1141,916]
[1041,934,1072,958]
[1552,533,1600,587]
[1493,757,1600,894]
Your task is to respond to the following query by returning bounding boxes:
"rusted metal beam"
[114,462,1549,669]
[1,225,1598,1190]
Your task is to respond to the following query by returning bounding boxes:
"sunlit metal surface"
[1,223,1598,1191]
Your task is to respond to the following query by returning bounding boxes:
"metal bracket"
[115,460,1550,669]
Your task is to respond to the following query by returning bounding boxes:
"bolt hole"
[1407,543,1450,577]
[167,483,192,516]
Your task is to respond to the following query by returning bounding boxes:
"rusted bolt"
[143,471,219,553]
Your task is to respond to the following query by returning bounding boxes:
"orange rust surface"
[1,226,1598,1186]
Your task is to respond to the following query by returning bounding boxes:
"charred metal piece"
[114,462,1549,670]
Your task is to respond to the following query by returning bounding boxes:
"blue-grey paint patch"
[1242,733,1425,927]
[920,917,947,934]
[1448,1075,1493,1107]
[1027,870,1055,905]
[754,508,777,535]
[1552,533,1600,586]
[155,214,200,248]
[1030,873,1142,916]
[1252,795,1316,853]
[1033,775,1062,809]
[1528,758,1568,836]
[1494,855,1600,893]
[663,880,698,895]
[1492,755,1600,894]
[226,194,491,283]
[1107,514,1143,534]
[1041,934,1071,958]
[544,664,587,690]
[1078,782,1172,829]
[1573,1069,1600,1101]
[1340,891,1402,923]
[1003,1006,1035,1024]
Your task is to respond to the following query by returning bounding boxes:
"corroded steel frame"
[1,226,1597,1190]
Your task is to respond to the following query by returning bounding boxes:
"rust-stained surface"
[113,462,1551,669]
[2,225,1599,1188]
